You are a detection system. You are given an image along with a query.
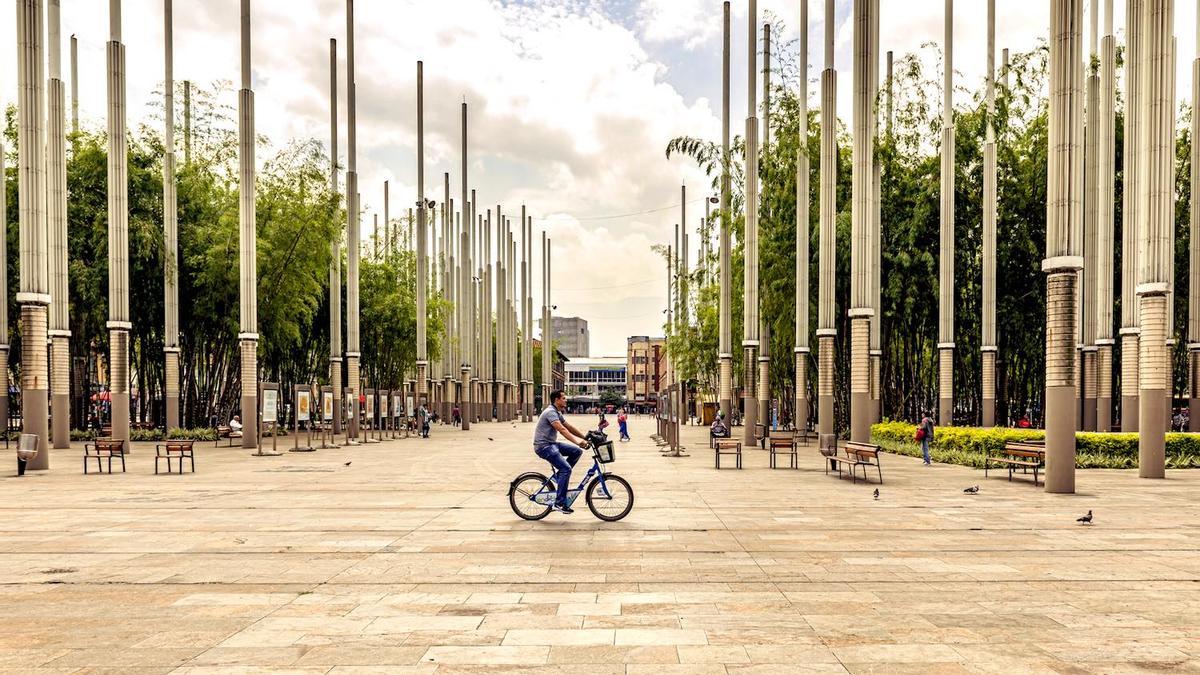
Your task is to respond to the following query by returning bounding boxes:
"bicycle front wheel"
[509,472,554,520]
[586,473,634,521]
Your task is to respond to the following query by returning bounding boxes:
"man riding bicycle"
[534,390,590,514]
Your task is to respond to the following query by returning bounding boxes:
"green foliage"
[70,429,96,442]
[4,81,448,428]
[871,422,1200,469]
[131,429,164,442]
[166,427,219,441]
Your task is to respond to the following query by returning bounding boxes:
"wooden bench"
[714,439,742,469]
[986,441,1045,486]
[767,432,798,469]
[155,440,195,474]
[825,441,883,484]
[214,425,243,446]
[84,439,126,474]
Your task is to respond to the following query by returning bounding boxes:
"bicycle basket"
[594,441,616,463]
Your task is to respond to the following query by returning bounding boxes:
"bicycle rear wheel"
[586,473,634,521]
[509,472,555,520]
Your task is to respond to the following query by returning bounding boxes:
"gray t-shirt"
[534,405,567,449]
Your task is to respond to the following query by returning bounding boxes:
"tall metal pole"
[237,0,259,450]
[718,1,733,422]
[794,0,811,435]
[69,33,78,136]
[526,214,534,420]
[162,0,180,432]
[47,0,70,449]
[1096,0,1115,431]
[1081,0,1100,432]
[1045,0,1084,493]
[520,206,529,421]
[1121,0,1143,432]
[1137,0,1173,478]
[444,173,453,420]
[460,104,472,430]
[345,0,361,442]
[982,0,998,426]
[742,0,760,446]
[757,24,771,433]
[328,38,343,437]
[1190,0,1200,430]
[869,0,882,425]
[17,0,51,464]
[104,0,132,452]
[817,0,838,438]
[0,98,8,452]
[542,233,551,407]
[938,0,955,427]
[849,0,876,442]
[416,61,428,413]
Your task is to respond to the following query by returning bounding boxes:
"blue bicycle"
[508,430,634,521]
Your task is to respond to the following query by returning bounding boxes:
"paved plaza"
[1,417,1199,673]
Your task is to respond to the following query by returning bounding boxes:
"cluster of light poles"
[686,0,1192,493]
[7,0,556,469]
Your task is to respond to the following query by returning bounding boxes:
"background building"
[626,336,669,412]
[541,316,590,358]
[563,356,626,409]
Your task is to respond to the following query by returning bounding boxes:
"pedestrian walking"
[917,413,935,465]
[617,408,630,442]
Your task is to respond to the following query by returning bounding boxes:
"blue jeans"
[536,442,583,506]
[921,437,931,464]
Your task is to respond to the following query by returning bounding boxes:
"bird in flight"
[963,485,979,494]
[1076,510,1093,525]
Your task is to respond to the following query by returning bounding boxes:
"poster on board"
[393,394,403,418]
[262,388,279,422]
[366,392,375,417]
[297,388,311,422]
[322,391,334,421]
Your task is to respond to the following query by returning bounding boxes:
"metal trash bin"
[17,434,39,477]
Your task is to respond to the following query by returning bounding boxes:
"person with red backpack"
[916,413,935,465]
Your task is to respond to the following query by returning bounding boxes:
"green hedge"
[871,421,1200,469]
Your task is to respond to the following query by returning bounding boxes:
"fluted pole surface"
[328,38,343,437]
[345,0,361,442]
[1097,0,1115,429]
[718,1,733,421]
[47,0,70,448]
[982,0,998,427]
[817,0,837,437]
[938,0,955,427]
[105,0,133,452]
[1121,0,1143,432]
[742,0,760,446]
[1189,0,1200,431]
[794,0,810,435]
[849,0,876,442]
[416,62,428,412]
[1045,0,1085,493]
[162,0,180,432]
[237,0,259,449]
[1137,0,1173,478]
[17,0,51,465]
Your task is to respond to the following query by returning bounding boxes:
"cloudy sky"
[2,1,1196,356]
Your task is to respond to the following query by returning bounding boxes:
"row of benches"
[84,439,195,475]
[711,432,1047,488]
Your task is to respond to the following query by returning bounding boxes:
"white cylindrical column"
[938,0,956,427]
[817,0,837,437]
[162,0,180,432]
[794,0,810,435]
[1045,0,1085,493]
[47,0,71,449]
[718,1,733,421]
[345,0,361,442]
[238,0,259,450]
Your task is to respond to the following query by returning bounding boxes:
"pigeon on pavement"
[963,485,980,494]
[1077,510,1093,525]
[873,488,879,500]
[343,461,352,467]
[488,437,494,441]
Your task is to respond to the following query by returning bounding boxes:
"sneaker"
[552,503,575,514]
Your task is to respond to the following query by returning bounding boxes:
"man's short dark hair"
[550,390,565,403]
